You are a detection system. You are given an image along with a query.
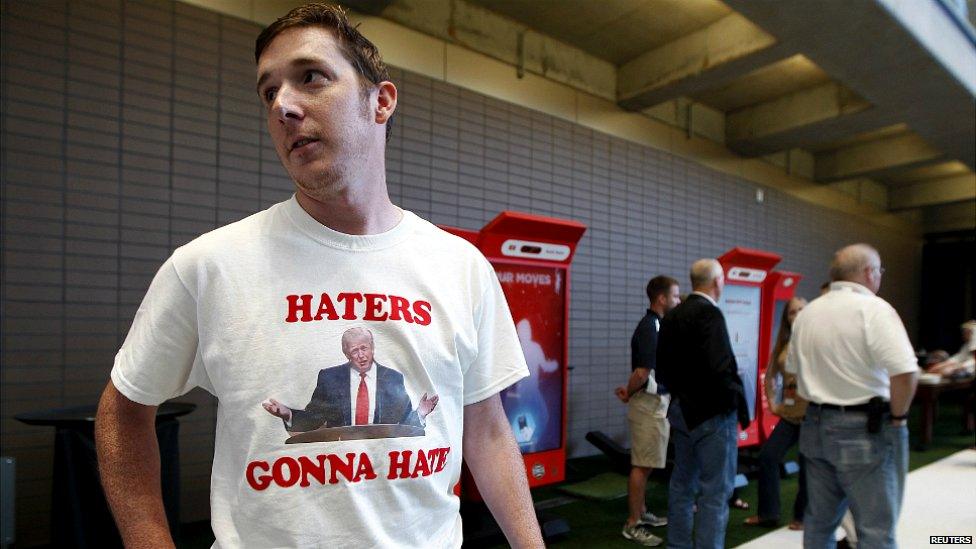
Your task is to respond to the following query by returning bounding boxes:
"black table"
[16,401,195,548]
[912,377,975,450]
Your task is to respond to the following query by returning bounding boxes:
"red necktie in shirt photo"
[355,372,369,425]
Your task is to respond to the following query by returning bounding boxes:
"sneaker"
[639,511,668,527]
[622,523,664,546]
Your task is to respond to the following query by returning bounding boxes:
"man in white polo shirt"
[786,243,918,549]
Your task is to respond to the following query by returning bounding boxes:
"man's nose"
[274,86,304,124]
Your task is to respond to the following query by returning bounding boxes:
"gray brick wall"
[1,0,921,544]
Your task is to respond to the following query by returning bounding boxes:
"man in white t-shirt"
[786,243,919,549]
[94,4,544,548]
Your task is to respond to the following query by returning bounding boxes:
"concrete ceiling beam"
[815,133,945,182]
[728,108,899,158]
[617,13,794,111]
[888,174,976,210]
[726,83,872,156]
[351,0,617,100]
[725,0,976,169]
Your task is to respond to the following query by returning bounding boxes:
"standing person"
[657,259,750,549]
[787,244,918,549]
[744,297,808,529]
[926,320,976,377]
[94,4,544,548]
[615,276,681,546]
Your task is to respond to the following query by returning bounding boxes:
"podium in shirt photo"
[263,327,439,435]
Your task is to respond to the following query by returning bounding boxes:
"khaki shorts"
[627,391,671,469]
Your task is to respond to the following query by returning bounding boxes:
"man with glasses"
[786,243,918,548]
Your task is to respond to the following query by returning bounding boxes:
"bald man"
[786,244,918,549]
[657,258,749,549]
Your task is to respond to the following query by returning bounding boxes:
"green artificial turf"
[558,471,630,501]
[177,400,974,549]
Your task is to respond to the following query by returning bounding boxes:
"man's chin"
[292,170,346,200]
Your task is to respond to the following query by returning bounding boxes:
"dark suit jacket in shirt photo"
[287,362,422,432]
[656,294,750,431]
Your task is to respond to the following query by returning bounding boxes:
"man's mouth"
[289,137,319,152]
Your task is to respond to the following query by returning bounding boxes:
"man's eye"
[304,70,325,84]
[263,88,277,103]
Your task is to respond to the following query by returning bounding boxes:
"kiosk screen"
[719,284,761,420]
[494,263,565,453]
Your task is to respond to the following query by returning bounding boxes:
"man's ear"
[375,81,397,124]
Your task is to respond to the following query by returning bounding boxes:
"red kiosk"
[443,212,586,490]
[759,270,804,440]
[442,211,585,543]
[716,247,782,448]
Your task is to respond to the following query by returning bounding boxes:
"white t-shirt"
[785,281,918,405]
[111,196,529,548]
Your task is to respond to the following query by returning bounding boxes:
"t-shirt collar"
[282,194,416,251]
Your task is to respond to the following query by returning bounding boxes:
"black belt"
[810,401,883,413]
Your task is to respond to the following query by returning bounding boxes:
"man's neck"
[692,288,718,304]
[649,303,666,317]
[296,181,401,236]
[834,279,875,295]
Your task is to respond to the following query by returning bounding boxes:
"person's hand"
[418,392,439,419]
[262,398,292,422]
[770,403,784,418]
[614,386,629,403]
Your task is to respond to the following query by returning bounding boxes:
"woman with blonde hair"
[745,296,808,529]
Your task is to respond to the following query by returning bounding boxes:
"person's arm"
[763,354,782,416]
[615,368,651,403]
[889,370,918,425]
[863,302,918,425]
[625,368,651,398]
[95,381,175,549]
[463,394,544,549]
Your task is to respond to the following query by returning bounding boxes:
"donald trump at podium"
[263,327,439,433]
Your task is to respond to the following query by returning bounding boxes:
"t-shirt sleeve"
[461,263,529,406]
[632,320,656,372]
[865,302,918,377]
[110,256,205,406]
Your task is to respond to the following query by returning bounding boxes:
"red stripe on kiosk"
[717,247,782,448]
[758,271,803,442]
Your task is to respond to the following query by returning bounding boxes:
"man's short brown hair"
[255,3,394,140]
[646,275,678,304]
